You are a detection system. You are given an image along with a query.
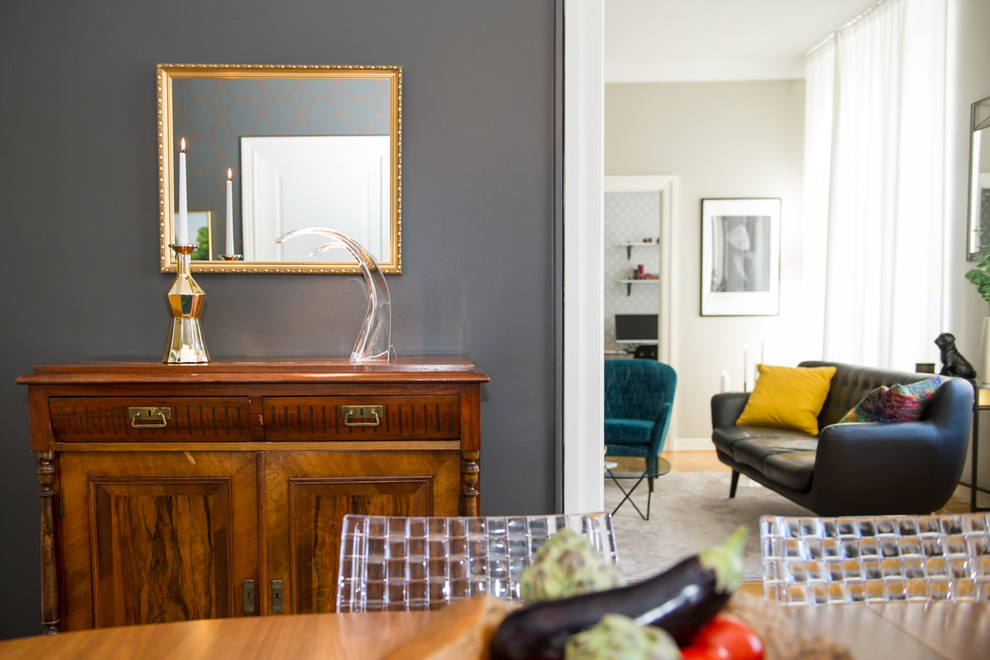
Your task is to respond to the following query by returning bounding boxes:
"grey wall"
[606,81,807,445]
[0,0,559,639]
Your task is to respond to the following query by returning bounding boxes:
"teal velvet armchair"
[604,359,676,517]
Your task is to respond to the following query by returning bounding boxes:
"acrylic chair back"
[336,512,619,612]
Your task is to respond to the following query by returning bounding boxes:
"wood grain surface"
[1,602,987,660]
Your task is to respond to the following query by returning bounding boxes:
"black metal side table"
[605,456,672,520]
[972,385,990,512]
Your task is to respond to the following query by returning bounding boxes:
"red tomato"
[680,647,723,660]
[688,614,763,660]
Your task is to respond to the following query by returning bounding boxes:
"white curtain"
[805,0,946,370]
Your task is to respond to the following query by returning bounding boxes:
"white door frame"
[562,0,605,514]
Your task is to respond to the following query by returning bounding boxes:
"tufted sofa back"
[798,360,937,429]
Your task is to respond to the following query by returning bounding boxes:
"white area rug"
[604,471,814,582]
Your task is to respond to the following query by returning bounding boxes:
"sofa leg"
[729,470,739,498]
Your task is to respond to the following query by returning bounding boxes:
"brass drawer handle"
[129,407,172,428]
[341,405,383,427]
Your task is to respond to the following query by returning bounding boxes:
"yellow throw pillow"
[735,364,837,435]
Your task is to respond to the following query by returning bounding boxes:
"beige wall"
[605,80,812,444]
[606,1,990,485]
[948,0,990,490]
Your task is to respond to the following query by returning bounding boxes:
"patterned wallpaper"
[172,78,391,257]
[604,191,662,351]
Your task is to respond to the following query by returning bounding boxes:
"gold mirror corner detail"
[157,63,402,274]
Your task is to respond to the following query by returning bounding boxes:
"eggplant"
[489,527,746,660]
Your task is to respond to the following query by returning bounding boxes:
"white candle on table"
[720,370,730,393]
[743,344,749,391]
[176,138,189,245]
[225,168,234,255]
[756,340,765,383]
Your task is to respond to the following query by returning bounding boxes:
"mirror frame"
[967,94,990,261]
[157,63,402,274]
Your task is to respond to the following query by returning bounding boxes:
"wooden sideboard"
[17,357,489,633]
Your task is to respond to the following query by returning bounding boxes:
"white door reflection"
[240,135,390,263]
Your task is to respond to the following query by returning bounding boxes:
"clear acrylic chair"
[336,512,620,612]
[761,513,990,605]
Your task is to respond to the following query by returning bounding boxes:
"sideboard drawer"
[263,395,461,441]
[49,397,254,442]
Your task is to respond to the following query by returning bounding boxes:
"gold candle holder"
[219,254,242,261]
[162,244,210,363]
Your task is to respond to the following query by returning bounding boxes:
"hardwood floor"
[612,449,978,596]
[614,449,976,512]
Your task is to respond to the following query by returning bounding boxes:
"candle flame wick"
[227,168,233,179]
[180,137,186,152]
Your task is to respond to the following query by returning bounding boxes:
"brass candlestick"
[219,254,242,261]
[162,244,210,363]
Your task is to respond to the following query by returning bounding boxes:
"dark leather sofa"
[710,361,974,516]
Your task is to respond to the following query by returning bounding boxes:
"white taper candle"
[177,138,189,245]
[225,168,234,256]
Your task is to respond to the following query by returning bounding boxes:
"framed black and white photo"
[700,198,781,316]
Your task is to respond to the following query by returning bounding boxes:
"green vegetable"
[521,529,626,602]
[491,527,747,660]
[564,614,681,660]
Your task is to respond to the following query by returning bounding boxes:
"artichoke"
[564,614,681,660]
[521,529,626,602]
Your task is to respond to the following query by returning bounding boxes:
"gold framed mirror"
[968,94,990,260]
[158,63,402,274]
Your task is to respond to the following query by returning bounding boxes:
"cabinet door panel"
[60,453,258,630]
[291,477,432,613]
[264,451,460,614]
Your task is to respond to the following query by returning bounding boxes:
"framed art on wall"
[188,211,213,261]
[700,198,780,316]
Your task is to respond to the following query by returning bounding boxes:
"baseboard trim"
[670,437,713,452]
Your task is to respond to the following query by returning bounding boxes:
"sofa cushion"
[711,424,813,455]
[839,376,942,423]
[838,385,889,422]
[728,435,818,492]
[604,418,653,446]
[798,360,933,428]
[732,435,818,468]
[762,451,816,491]
[735,364,837,435]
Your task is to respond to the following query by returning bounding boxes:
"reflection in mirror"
[968,95,990,260]
[157,64,401,273]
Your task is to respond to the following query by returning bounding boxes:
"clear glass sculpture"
[273,228,393,362]
[335,513,620,612]
[761,513,990,605]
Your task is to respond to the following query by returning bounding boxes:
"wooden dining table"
[0,601,986,659]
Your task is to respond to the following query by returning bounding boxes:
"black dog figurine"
[935,332,977,380]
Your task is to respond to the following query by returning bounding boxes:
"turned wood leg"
[460,450,480,516]
[37,452,60,634]
[729,470,740,499]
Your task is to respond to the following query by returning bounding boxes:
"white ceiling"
[605,0,881,82]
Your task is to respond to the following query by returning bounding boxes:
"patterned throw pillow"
[838,385,889,422]
[838,377,942,423]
